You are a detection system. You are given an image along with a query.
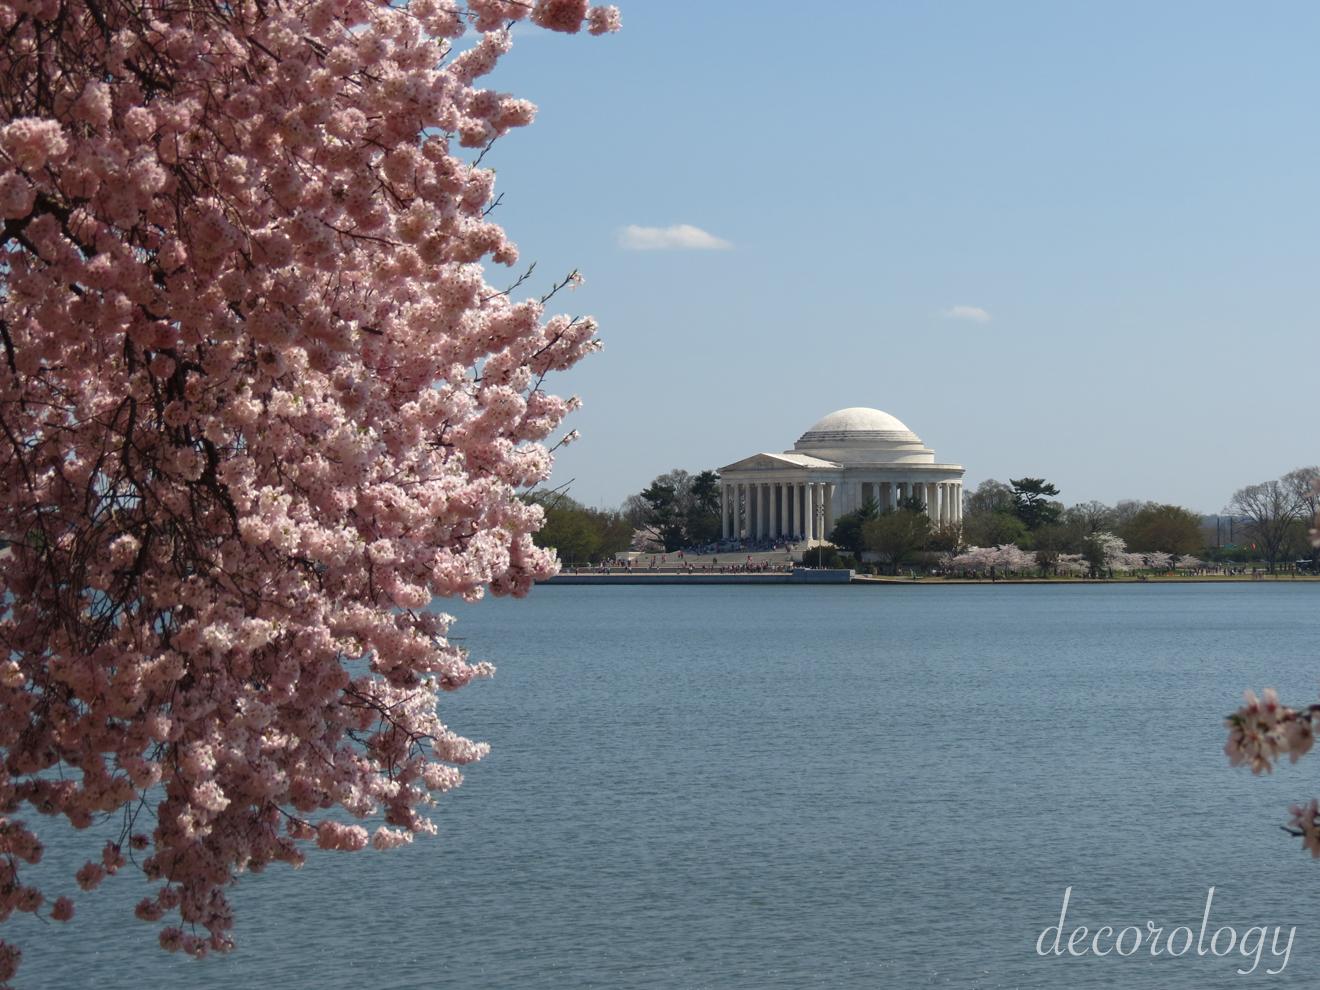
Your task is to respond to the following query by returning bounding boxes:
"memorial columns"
[804,482,815,542]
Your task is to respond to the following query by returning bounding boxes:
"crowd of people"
[683,537,798,556]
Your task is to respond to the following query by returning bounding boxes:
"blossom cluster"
[944,544,1035,575]
[944,541,1207,578]
[0,0,617,979]
[1224,689,1316,775]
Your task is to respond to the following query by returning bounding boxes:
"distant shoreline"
[851,574,1320,586]
[539,571,1320,587]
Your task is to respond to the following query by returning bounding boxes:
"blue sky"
[476,1,1319,513]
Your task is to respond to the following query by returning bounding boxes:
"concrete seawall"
[540,569,854,586]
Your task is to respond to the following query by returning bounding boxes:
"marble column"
[770,483,780,537]
[721,484,729,539]
[824,483,835,538]
[804,482,815,542]
[733,484,742,539]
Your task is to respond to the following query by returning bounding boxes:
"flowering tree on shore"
[1139,550,1173,572]
[1080,530,1127,577]
[1225,482,1320,854]
[0,0,618,979]
[1054,553,1087,577]
[944,544,1034,577]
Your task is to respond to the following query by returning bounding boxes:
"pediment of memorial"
[719,452,839,473]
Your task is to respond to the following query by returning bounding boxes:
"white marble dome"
[718,404,964,543]
[792,407,933,464]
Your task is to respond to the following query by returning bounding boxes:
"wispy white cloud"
[942,305,992,323]
[618,224,732,251]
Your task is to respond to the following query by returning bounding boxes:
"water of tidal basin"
[16,583,1320,989]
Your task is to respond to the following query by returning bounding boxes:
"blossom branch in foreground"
[0,0,618,980]
[1226,480,1320,858]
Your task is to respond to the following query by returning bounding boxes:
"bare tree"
[1282,466,1320,567]
[963,479,1014,516]
[1228,480,1305,572]
[1111,499,1152,531]
[1064,500,1116,534]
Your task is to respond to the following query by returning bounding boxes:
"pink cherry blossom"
[0,0,619,979]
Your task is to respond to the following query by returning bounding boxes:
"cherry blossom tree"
[1055,553,1087,577]
[1225,481,1320,855]
[991,543,1033,575]
[0,0,618,980]
[943,544,1033,578]
[1140,550,1173,572]
[1081,530,1127,578]
[944,547,991,575]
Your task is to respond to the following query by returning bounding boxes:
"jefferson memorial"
[718,407,965,544]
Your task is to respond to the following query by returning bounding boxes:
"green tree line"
[530,465,1320,573]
